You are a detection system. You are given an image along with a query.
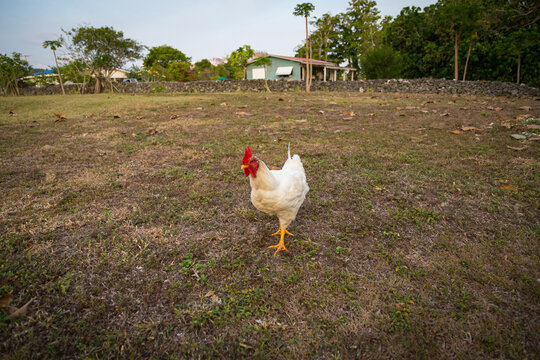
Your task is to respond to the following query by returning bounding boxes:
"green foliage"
[0,52,31,96]
[227,45,254,79]
[43,40,62,51]
[143,45,191,69]
[360,45,403,79]
[383,0,540,86]
[165,62,195,82]
[192,59,229,80]
[59,59,90,84]
[341,0,381,68]
[62,26,142,92]
[251,56,271,68]
[293,3,315,17]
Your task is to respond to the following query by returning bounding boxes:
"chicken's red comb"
[242,146,252,165]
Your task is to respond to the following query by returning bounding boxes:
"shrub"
[360,45,403,79]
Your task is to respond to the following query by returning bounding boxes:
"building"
[246,55,356,82]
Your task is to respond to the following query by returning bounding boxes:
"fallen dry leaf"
[9,110,15,116]
[136,115,144,120]
[204,291,220,303]
[526,124,540,130]
[147,128,159,135]
[195,107,203,110]
[507,145,527,151]
[220,102,227,106]
[440,112,450,117]
[0,293,12,308]
[519,106,532,111]
[236,111,253,116]
[405,106,418,110]
[294,119,307,123]
[342,117,353,120]
[54,114,67,122]
[367,113,376,117]
[9,298,34,319]
[318,110,325,114]
[450,129,464,134]
[516,114,532,120]
[501,184,518,191]
[461,126,482,132]
[274,115,282,120]
[271,166,281,170]
[170,114,178,120]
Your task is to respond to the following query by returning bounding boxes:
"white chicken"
[241,145,309,255]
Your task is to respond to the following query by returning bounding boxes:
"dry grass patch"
[0,92,539,359]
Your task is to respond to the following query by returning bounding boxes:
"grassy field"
[0,91,538,359]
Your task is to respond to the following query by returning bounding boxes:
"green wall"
[246,57,302,81]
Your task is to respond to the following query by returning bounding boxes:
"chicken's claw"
[268,242,289,255]
[268,227,291,255]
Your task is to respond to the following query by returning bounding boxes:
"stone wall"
[20,78,540,97]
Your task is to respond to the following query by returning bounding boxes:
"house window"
[275,66,293,76]
[252,68,265,79]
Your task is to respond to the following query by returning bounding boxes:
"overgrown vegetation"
[0,91,538,358]
[297,0,539,85]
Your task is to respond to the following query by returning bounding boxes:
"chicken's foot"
[268,227,291,255]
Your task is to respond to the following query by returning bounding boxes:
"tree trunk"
[264,66,270,92]
[53,50,65,95]
[305,16,310,92]
[309,40,313,88]
[516,53,521,84]
[462,40,473,81]
[95,76,103,93]
[454,32,460,81]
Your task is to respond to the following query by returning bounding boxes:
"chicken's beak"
[241,165,249,170]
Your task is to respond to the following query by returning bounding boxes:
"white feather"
[248,145,309,229]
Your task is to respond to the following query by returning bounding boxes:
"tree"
[43,40,65,95]
[0,52,31,96]
[252,56,272,92]
[438,0,481,80]
[294,3,315,92]
[59,58,91,92]
[62,26,143,93]
[165,62,195,82]
[143,45,191,69]
[360,45,403,78]
[228,45,255,79]
[335,0,381,70]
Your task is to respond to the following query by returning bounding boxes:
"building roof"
[247,54,356,70]
[32,69,55,76]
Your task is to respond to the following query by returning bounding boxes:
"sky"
[0,0,436,69]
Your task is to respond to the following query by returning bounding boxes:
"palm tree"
[294,3,315,92]
[43,40,65,95]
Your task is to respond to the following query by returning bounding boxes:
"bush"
[360,45,403,79]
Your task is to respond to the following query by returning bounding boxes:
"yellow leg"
[268,227,292,255]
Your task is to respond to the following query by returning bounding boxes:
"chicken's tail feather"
[288,143,291,160]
